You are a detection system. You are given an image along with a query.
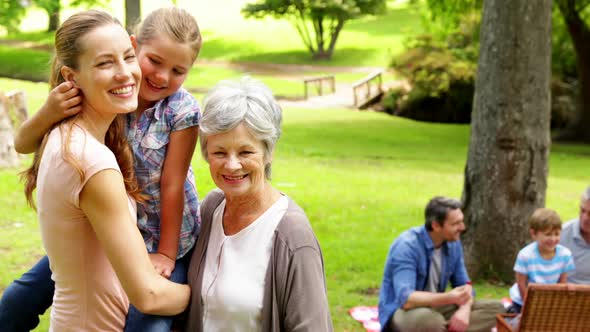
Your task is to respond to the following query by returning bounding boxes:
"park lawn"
[2,78,590,331]
[185,65,387,99]
[1,0,423,71]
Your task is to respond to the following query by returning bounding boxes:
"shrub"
[384,32,477,123]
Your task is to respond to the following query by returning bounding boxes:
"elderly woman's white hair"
[200,76,282,179]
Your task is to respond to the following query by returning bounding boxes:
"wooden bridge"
[288,70,385,110]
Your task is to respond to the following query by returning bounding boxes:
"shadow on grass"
[199,30,393,66]
[345,4,423,37]
[235,48,386,67]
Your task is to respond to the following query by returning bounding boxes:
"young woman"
[19,10,189,331]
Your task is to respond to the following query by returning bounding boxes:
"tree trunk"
[0,93,19,168]
[461,0,552,282]
[125,0,141,33]
[325,19,345,61]
[45,1,60,32]
[557,8,590,142]
[312,50,332,60]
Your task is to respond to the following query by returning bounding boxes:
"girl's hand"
[44,81,83,122]
[148,252,176,278]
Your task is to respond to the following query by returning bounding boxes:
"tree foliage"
[423,0,590,142]
[242,0,386,60]
[0,0,27,32]
[34,0,105,31]
[554,0,590,141]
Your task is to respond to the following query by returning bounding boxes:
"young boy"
[507,208,575,313]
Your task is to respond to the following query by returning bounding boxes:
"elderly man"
[560,187,590,284]
[378,196,503,332]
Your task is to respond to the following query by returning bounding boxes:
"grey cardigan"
[185,189,333,332]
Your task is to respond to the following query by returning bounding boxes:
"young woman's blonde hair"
[134,7,202,61]
[22,10,143,208]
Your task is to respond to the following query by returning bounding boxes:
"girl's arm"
[516,272,528,300]
[154,126,199,276]
[14,82,81,153]
[80,169,190,315]
[558,272,568,283]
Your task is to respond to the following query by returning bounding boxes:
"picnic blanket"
[349,306,380,332]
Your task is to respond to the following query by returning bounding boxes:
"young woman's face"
[70,23,141,115]
[135,34,195,106]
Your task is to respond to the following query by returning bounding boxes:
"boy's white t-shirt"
[509,241,575,305]
[201,196,288,332]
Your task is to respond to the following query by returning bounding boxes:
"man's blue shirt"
[378,226,471,331]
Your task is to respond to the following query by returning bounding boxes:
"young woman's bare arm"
[80,169,190,315]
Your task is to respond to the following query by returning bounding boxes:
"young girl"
[1,7,202,332]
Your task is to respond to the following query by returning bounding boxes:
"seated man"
[378,196,503,332]
[560,186,590,284]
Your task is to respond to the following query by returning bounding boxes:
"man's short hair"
[425,196,462,231]
[528,208,562,232]
[582,186,590,201]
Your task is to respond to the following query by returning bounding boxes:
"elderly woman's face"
[206,122,269,199]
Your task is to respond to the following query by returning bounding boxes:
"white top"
[425,247,442,292]
[201,196,288,332]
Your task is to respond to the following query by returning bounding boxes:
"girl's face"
[65,23,141,116]
[134,34,195,107]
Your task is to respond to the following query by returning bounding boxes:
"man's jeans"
[0,253,191,332]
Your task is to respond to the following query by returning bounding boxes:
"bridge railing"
[352,70,384,109]
[303,75,335,99]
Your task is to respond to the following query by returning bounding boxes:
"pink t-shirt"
[37,124,135,331]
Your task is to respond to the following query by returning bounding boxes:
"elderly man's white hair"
[200,76,282,180]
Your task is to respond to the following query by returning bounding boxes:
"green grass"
[1,78,590,331]
[0,45,50,81]
[191,0,422,66]
[0,0,423,74]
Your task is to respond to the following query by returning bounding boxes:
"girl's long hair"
[22,10,143,209]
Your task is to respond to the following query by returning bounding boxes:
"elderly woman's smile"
[207,122,269,198]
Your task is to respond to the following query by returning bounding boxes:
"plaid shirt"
[126,87,201,258]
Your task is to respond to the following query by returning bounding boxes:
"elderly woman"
[185,77,333,331]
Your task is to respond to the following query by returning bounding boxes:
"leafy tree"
[554,0,590,141]
[0,0,27,32]
[32,0,105,32]
[32,0,61,31]
[242,0,386,60]
[462,0,552,281]
[424,0,590,142]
